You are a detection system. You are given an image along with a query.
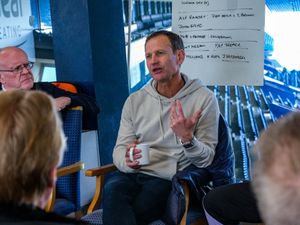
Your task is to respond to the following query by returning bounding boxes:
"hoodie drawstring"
[158,96,165,140]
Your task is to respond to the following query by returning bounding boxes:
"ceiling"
[266,0,300,11]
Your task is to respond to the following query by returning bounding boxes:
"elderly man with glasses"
[0,47,99,127]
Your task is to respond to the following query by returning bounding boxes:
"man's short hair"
[145,30,185,53]
[0,90,66,204]
[252,112,300,225]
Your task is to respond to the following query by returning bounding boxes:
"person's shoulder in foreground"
[0,203,88,224]
[0,90,89,225]
[252,111,300,225]
[203,112,300,225]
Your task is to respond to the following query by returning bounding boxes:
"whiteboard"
[172,0,265,85]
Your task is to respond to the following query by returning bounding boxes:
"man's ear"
[176,49,185,65]
[0,74,5,84]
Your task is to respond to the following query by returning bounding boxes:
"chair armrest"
[85,163,117,177]
[69,106,83,111]
[45,161,85,212]
[85,163,117,214]
[57,161,85,177]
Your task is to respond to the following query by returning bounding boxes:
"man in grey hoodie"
[103,30,220,225]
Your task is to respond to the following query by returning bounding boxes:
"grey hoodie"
[113,74,220,180]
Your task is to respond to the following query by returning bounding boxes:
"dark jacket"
[163,115,236,225]
[0,203,88,225]
[34,82,99,130]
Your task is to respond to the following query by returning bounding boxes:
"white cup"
[129,143,150,165]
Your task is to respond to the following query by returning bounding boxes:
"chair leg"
[75,210,85,220]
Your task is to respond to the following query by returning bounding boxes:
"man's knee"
[203,188,220,212]
[103,178,120,197]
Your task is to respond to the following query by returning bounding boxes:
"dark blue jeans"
[102,171,172,225]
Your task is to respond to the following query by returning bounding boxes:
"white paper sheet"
[172,0,265,85]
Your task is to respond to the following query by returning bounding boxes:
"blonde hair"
[0,90,66,204]
[252,112,300,225]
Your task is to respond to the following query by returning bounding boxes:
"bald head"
[0,47,27,69]
[0,47,34,90]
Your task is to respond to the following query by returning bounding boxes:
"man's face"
[145,35,184,83]
[0,48,34,90]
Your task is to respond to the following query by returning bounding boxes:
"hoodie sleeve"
[183,92,219,168]
[112,97,137,173]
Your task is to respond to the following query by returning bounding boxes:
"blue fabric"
[162,166,210,225]
[162,114,236,225]
[55,108,82,215]
[81,209,166,225]
[53,199,75,216]
[206,115,236,187]
[102,171,172,225]
[81,209,103,225]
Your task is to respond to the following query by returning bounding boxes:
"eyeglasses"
[0,62,34,74]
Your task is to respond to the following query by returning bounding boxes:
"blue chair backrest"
[55,107,82,214]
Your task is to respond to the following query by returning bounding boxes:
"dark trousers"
[102,171,172,225]
[203,181,262,225]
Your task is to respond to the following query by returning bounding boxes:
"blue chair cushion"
[53,198,75,216]
[81,209,166,225]
[55,108,82,215]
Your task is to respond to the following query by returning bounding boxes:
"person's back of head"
[0,90,66,208]
[252,112,300,225]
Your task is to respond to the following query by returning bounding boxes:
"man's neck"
[156,73,185,98]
